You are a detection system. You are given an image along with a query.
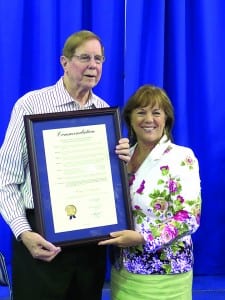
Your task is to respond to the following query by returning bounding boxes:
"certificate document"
[25,107,133,246]
[42,124,118,233]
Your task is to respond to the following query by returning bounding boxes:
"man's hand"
[115,138,130,163]
[20,231,61,262]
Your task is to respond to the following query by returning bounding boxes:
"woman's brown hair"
[123,84,174,145]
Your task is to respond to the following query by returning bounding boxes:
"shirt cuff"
[10,216,32,239]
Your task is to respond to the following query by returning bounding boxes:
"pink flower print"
[181,156,194,169]
[161,224,178,243]
[160,165,169,175]
[192,206,201,225]
[174,210,189,221]
[168,179,178,193]
[128,173,135,186]
[154,204,161,209]
[185,156,193,165]
[163,145,172,154]
[177,195,184,203]
[136,180,145,194]
[134,205,141,210]
[160,166,169,171]
[153,198,169,212]
[196,213,201,225]
[146,233,154,241]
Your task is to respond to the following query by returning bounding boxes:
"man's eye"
[94,55,102,63]
[80,55,90,61]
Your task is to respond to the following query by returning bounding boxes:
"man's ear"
[60,56,68,70]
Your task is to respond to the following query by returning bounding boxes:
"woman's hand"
[115,138,130,163]
[98,230,145,247]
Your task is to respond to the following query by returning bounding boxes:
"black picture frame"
[24,107,133,246]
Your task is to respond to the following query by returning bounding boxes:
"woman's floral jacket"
[117,135,201,275]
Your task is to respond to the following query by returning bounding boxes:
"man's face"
[61,39,104,91]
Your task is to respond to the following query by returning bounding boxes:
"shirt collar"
[54,77,95,108]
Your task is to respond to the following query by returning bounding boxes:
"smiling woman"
[124,85,174,147]
[99,84,201,300]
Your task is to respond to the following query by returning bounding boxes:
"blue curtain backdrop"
[0,0,225,277]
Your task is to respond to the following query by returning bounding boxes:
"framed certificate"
[24,107,133,246]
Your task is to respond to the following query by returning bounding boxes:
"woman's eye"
[137,111,145,115]
[153,111,161,115]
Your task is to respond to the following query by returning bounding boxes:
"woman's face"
[61,39,103,91]
[131,104,166,146]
